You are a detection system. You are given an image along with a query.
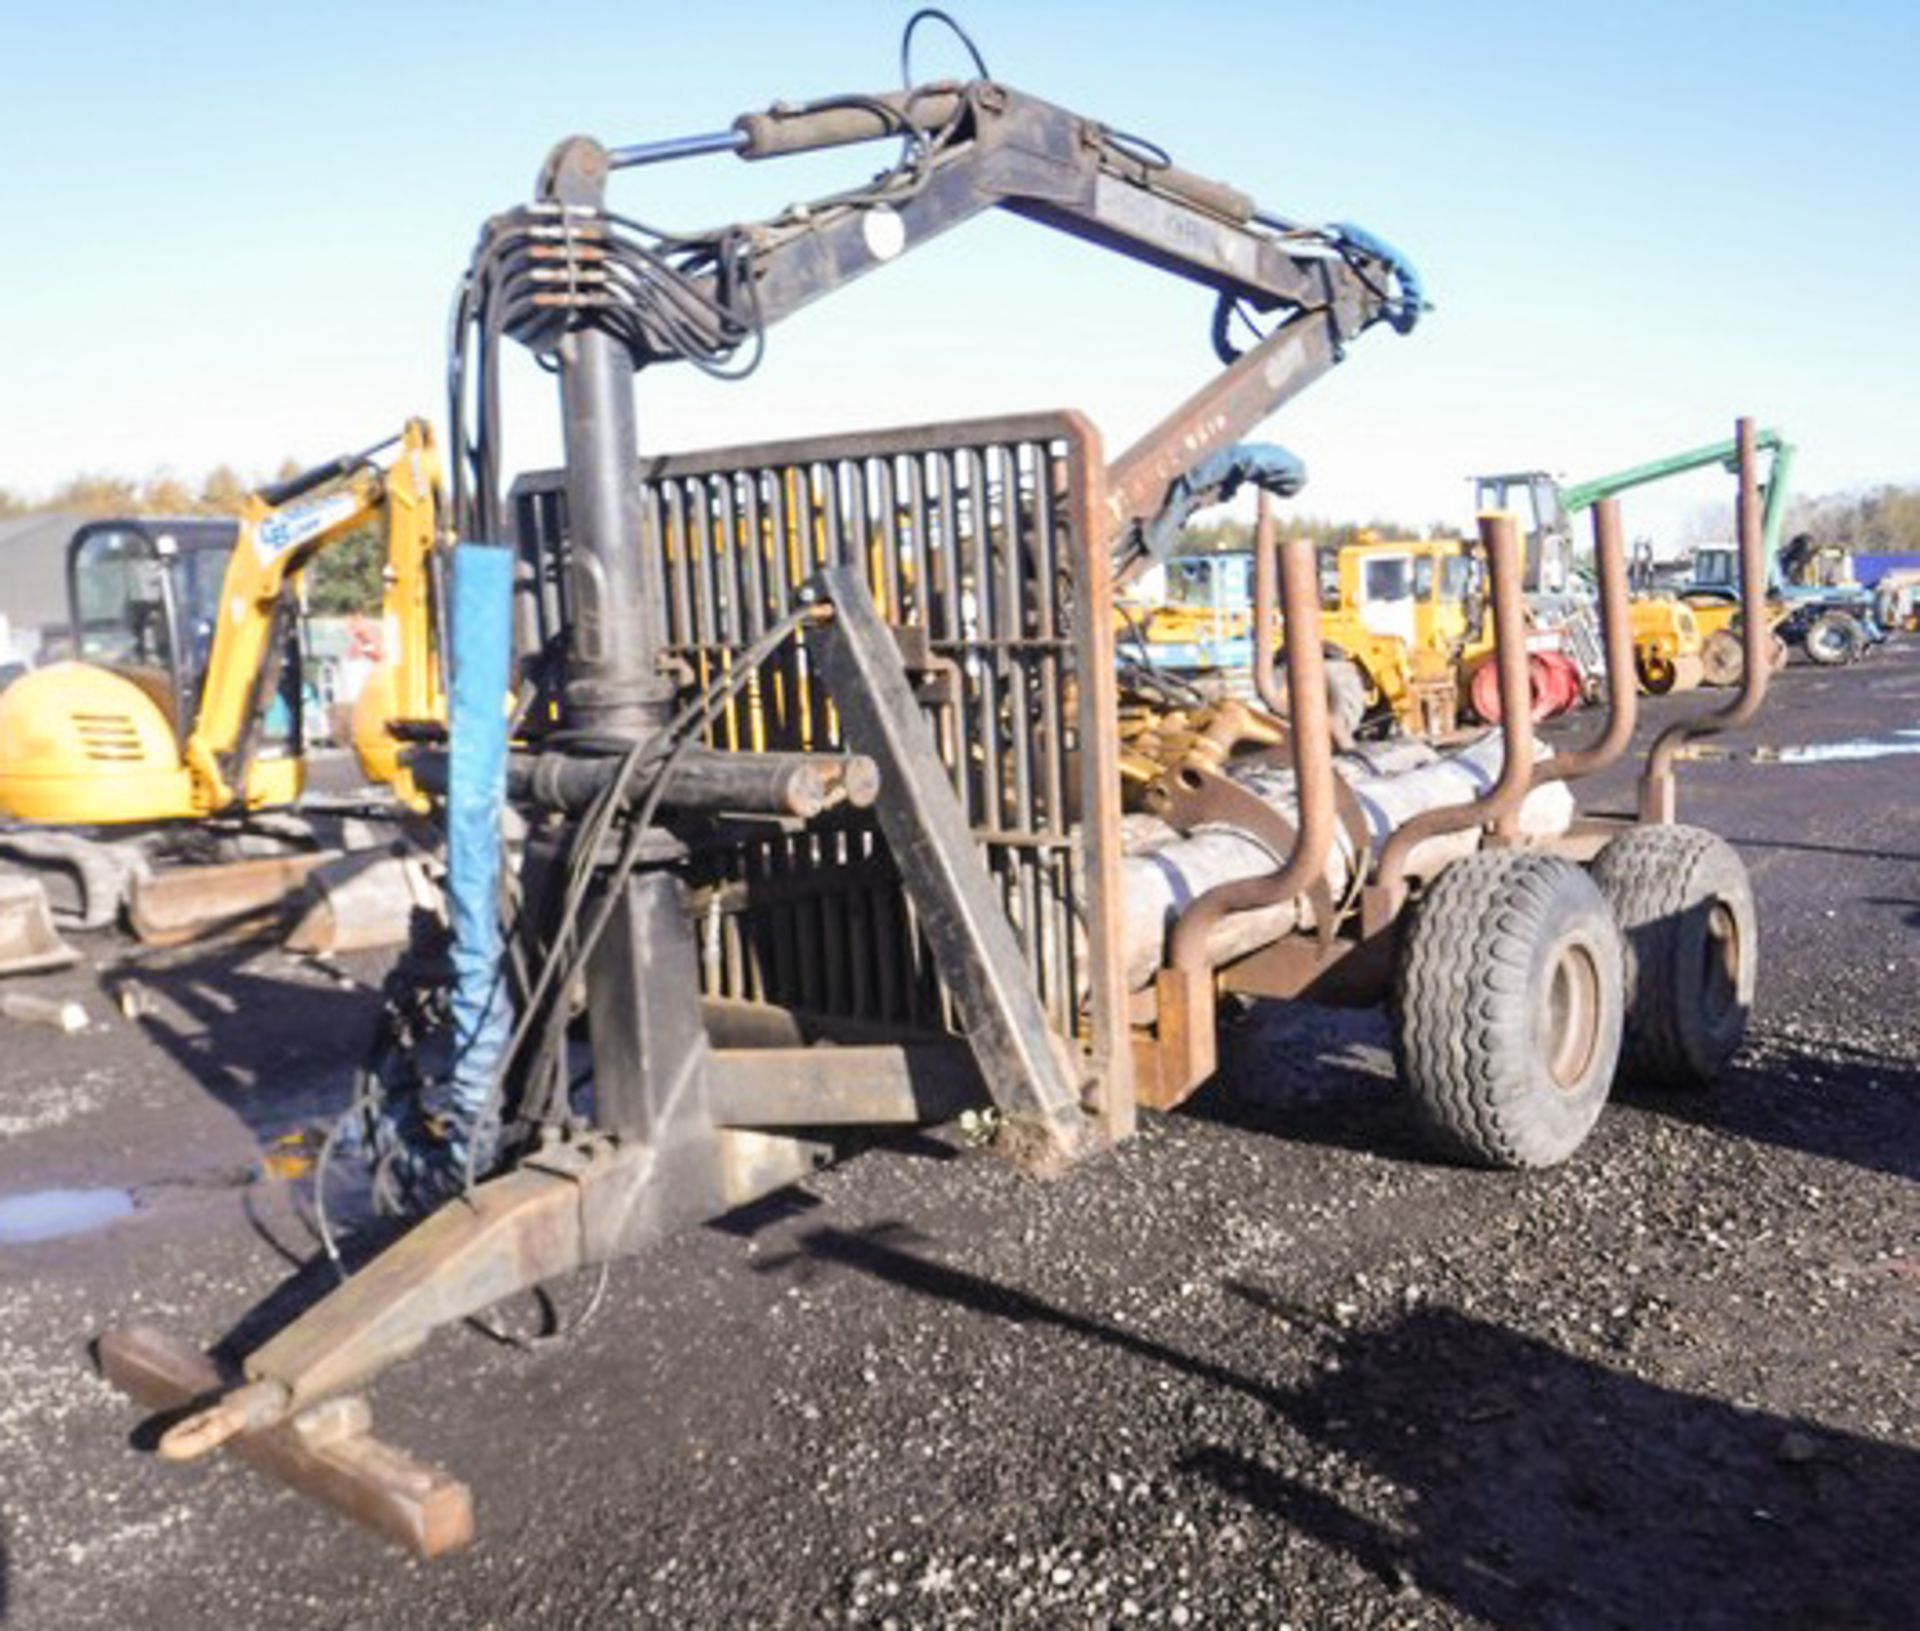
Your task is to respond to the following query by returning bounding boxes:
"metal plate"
[511,411,1131,1132]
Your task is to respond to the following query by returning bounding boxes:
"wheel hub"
[1699,900,1740,1024]
[1543,939,1603,1092]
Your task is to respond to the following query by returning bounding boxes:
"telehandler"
[98,25,1769,1559]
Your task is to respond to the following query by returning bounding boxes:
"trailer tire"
[1391,850,1624,1169]
[1325,655,1368,741]
[1803,612,1855,666]
[1270,648,1368,739]
[1590,824,1755,1092]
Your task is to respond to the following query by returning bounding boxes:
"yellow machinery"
[1473,428,1804,696]
[1680,547,1790,684]
[1117,532,1490,738]
[1320,532,1488,735]
[1624,592,1705,694]
[0,420,445,826]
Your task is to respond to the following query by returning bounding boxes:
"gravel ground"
[0,642,1915,1630]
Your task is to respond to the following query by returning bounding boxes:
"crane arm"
[469,78,1421,578]
[1561,429,1796,583]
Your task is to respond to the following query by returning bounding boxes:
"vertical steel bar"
[540,139,672,738]
[1639,418,1771,824]
[1168,534,1335,970]
[1531,497,1636,788]
[1368,512,1534,918]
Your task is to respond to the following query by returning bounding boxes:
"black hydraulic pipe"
[407,746,880,819]
[515,747,880,818]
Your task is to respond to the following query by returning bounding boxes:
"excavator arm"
[183,418,446,812]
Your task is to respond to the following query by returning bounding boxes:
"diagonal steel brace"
[804,566,1096,1175]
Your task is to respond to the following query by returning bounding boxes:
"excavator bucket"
[127,851,343,948]
[0,871,79,976]
[284,849,443,956]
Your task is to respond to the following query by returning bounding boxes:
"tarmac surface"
[0,640,1915,1630]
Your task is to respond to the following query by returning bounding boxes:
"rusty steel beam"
[157,1140,654,1456]
[1167,534,1336,975]
[806,565,1094,1175]
[1140,534,1336,1103]
[707,1043,984,1127]
[1108,321,1343,588]
[1640,418,1772,824]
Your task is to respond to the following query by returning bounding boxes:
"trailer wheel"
[1803,612,1856,666]
[1326,655,1368,740]
[1590,825,1755,1092]
[1270,648,1368,739]
[1391,851,1624,1169]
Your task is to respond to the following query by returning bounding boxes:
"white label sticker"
[254,490,361,566]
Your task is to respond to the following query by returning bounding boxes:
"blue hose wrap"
[445,541,515,1128]
[1331,221,1426,335]
[1140,442,1308,566]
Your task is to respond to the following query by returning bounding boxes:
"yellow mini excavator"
[0,419,447,930]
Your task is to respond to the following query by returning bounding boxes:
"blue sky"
[2,1,1915,544]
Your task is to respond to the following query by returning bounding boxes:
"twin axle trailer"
[99,50,1769,1555]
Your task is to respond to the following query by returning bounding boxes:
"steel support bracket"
[805,566,1097,1175]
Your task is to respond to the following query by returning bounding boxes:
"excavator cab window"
[66,519,264,747]
[72,527,176,673]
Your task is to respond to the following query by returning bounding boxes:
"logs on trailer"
[1118,732,1574,991]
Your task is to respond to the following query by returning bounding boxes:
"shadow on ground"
[774,1224,1920,1631]
[1185,1000,1920,1185]
[1634,1034,1920,1183]
[101,943,379,1146]
[1182,1002,1430,1164]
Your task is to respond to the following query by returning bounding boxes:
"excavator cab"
[66,520,303,762]
[0,519,307,825]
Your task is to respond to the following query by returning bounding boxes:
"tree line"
[0,463,384,616]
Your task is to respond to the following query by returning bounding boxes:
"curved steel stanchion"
[1639,417,1771,823]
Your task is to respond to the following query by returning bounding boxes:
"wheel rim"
[1542,939,1603,1091]
[1697,900,1741,1027]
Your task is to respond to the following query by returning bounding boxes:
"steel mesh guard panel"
[511,411,1129,1108]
